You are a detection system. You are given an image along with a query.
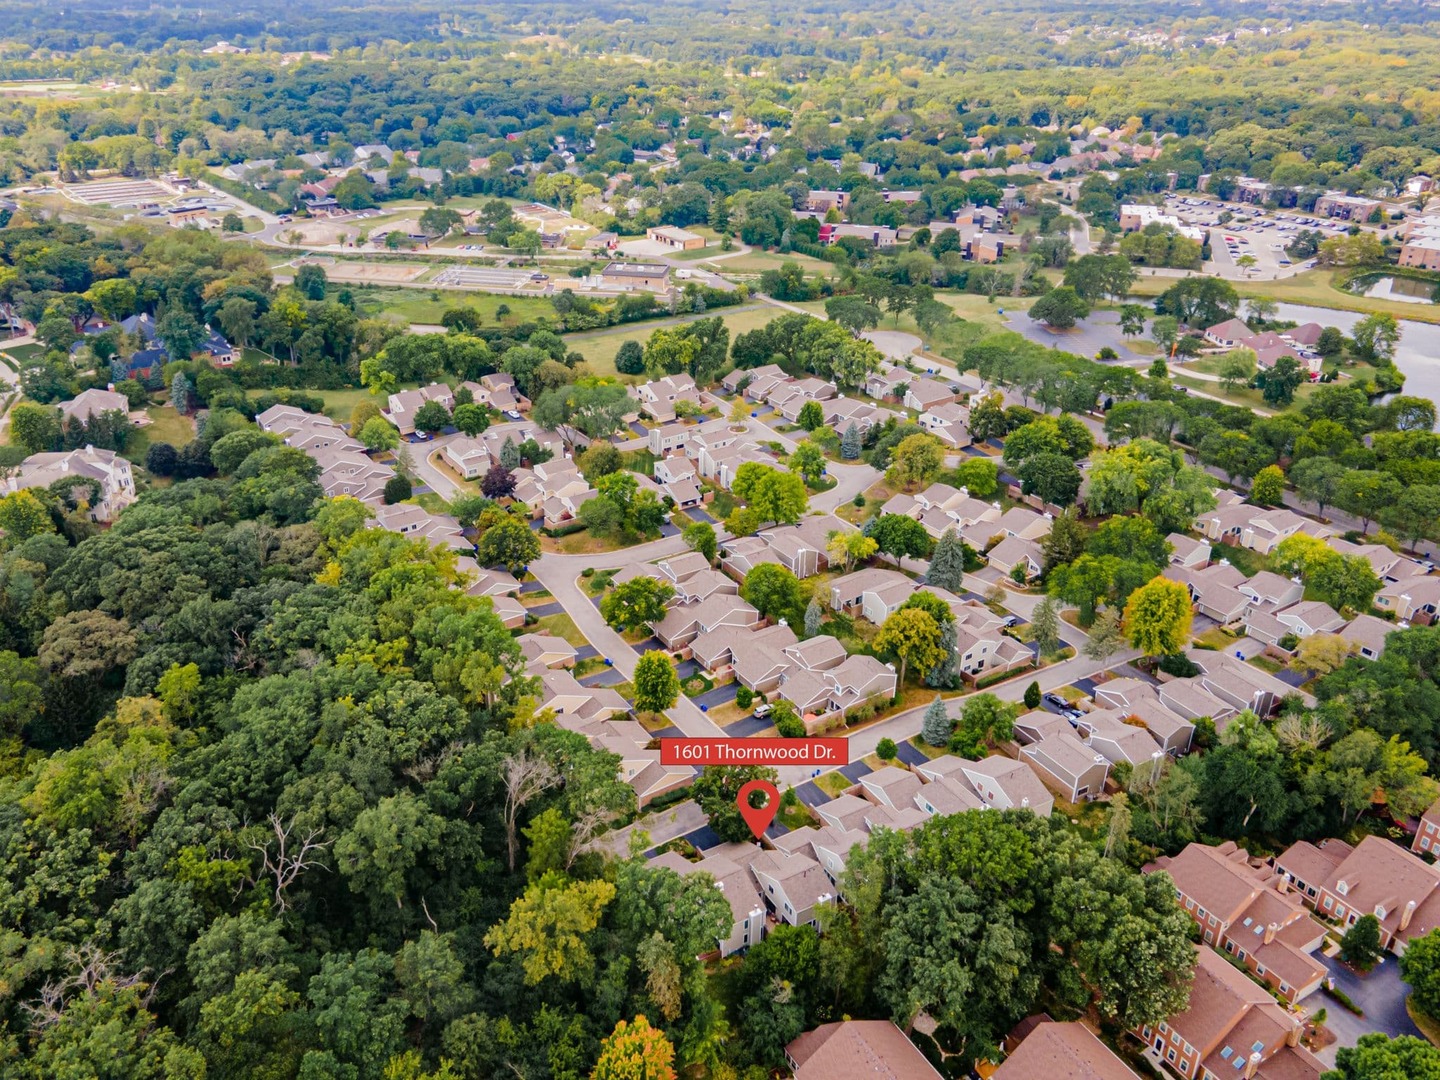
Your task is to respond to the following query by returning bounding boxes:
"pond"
[1269,301,1440,416]
[1355,275,1440,305]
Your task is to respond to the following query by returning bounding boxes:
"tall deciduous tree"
[592,1015,677,1080]
[602,578,676,633]
[1123,577,1193,657]
[633,651,680,714]
[875,607,946,688]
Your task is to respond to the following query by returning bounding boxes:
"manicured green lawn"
[532,612,588,647]
[123,405,196,464]
[0,342,45,365]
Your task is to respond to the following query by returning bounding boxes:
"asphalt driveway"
[1315,952,1422,1068]
[692,683,739,710]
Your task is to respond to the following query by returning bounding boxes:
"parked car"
[753,703,773,718]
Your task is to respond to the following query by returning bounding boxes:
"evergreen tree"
[1024,681,1041,709]
[924,619,958,688]
[840,422,862,460]
[1031,597,1062,656]
[500,436,520,469]
[804,598,823,637]
[170,372,192,413]
[921,695,952,746]
[1083,606,1124,661]
[928,527,967,592]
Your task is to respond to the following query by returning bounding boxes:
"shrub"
[383,475,413,504]
[736,686,754,710]
[853,492,866,507]
[581,567,595,578]
[876,737,898,761]
[1157,652,1201,678]
[776,713,806,738]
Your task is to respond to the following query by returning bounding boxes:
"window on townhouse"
[1256,964,1267,976]
[1323,897,1333,910]
[1167,1049,1176,1063]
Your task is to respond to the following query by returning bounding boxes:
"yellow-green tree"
[591,1015,677,1080]
[874,607,947,687]
[887,432,946,490]
[484,873,617,985]
[1122,577,1193,657]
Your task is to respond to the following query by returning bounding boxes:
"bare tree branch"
[503,749,560,872]
[245,813,332,912]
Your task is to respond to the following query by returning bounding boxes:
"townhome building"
[1076,711,1173,769]
[309,448,395,504]
[1168,534,1211,570]
[631,373,702,423]
[1149,842,1328,1003]
[915,754,1054,817]
[952,602,1035,677]
[372,503,469,552]
[917,401,972,448]
[720,518,837,580]
[1020,731,1110,802]
[1376,575,1440,622]
[749,849,835,927]
[902,377,957,413]
[655,593,761,651]
[1275,834,1440,953]
[384,381,462,435]
[1090,679,1199,754]
[1339,614,1394,661]
[1165,563,1251,624]
[1135,948,1322,1080]
[995,1020,1142,1080]
[773,825,872,887]
[1245,600,1344,647]
[649,845,766,957]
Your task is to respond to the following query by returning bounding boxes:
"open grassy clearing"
[341,284,556,325]
[122,406,195,463]
[708,250,841,277]
[1128,268,1440,325]
[563,304,780,376]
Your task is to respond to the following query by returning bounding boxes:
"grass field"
[707,250,841,277]
[789,288,1033,352]
[123,406,196,464]
[0,342,45,365]
[1128,269,1440,325]
[1170,372,1319,414]
[314,387,382,423]
[342,284,556,326]
[566,304,782,376]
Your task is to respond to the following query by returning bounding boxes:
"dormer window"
[1337,880,1349,896]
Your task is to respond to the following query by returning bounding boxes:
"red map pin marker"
[736,779,781,840]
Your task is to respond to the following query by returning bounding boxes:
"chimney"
[1286,1023,1300,1048]
[1403,899,1418,933]
[1243,1051,1263,1079]
[1263,923,1277,946]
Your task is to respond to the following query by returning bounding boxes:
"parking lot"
[1160,192,1366,278]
